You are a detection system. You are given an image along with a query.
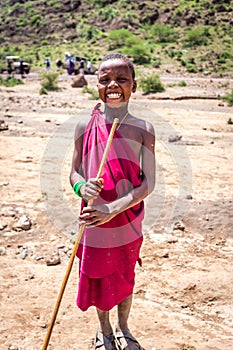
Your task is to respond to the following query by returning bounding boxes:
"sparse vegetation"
[82,86,99,100]
[40,72,59,94]
[0,76,24,87]
[139,73,165,94]
[178,80,187,87]
[150,23,177,43]
[222,90,233,107]
[183,26,210,47]
[0,0,232,77]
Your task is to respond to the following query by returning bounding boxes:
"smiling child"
[70,53,155,350]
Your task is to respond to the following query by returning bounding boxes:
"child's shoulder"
[128,113,154,134]
[74,114,92,140]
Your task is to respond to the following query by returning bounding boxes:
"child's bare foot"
[94,330,118,350]
[114,329,145,350]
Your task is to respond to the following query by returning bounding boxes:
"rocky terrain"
[0,73,233,350]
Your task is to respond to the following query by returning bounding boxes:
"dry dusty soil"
[0,73,233,350]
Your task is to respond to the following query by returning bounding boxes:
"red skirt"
[76,237,143,311]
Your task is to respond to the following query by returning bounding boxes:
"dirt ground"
[0,73,233,350]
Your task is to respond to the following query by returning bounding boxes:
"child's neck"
[104,103,129,122]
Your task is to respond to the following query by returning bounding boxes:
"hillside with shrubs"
[0,0,233,76]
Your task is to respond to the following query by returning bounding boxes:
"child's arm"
[70,120,104,201]
[80,121,155,226]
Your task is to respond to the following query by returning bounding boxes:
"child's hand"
[79,178,104,201]
[79,204,114,227]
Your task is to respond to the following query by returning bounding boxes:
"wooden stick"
[42,118,119,350]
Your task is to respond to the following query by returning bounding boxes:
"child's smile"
[98,59,136,107]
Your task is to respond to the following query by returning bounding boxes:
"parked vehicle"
[0,55,31,74]
[56,55,97,75]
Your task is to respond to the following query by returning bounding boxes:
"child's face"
[97,59,136,108]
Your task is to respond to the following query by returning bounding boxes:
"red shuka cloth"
[76,105,144,311]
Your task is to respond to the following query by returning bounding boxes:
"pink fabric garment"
[76,104,144,311]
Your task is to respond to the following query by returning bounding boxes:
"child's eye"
[118,77,127,82]
[99,78,109,84]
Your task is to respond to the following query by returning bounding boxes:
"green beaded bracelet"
[73,181,87,198]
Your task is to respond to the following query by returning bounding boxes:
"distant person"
[56,59,63,70]
[45,58,51,73]
[68,58,74,75]
[7,60,13,76]
[87,60,92,74]
[79,59,85,74]
[19,59,24,78]
[64,52,71,63]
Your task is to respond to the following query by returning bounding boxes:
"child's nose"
[108,79,118,87]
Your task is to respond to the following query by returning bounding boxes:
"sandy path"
[0,75,233,350]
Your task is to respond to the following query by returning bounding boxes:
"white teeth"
[107,93,121,99]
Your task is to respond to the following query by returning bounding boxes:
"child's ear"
[132,80,137,93]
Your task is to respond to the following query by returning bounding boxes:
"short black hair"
[99,53,135,80]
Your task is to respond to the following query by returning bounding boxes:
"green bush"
[40,72,59,92]
[31,14,41,27]
[99,7,119,21]
[150,23,177,43]
[183,26,210,47]
[39,87,48,95]
[0,76,24,87]
[178,80,187,87]
[139,73,165,94]
[107,28,133,49]
[82,86,99,100]
[186,65,198,73]
[125,44,151,65]
[18,17,28,27]
[222,90,233,107]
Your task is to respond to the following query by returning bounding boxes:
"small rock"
[0,120,9,131]
[0,222,7,230]
[15,215,32,231]
[45,119,51,122]
[25,274,35,280]
[35,255,44,261]
[71,74,88,88]
[0,246,6,255]
[174,221,185,231]
[19,247,28,259]
[1,207,15,217]
[46,255,61,266]
[9,345,19,350]
[157,249,170,258]
[168,134,182,142]
[184,283,196,291]
[57,243,65,249]
[161,250,169,258]
[0,181,9,187]
[186,194,193,200]
[167,235,178,243]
